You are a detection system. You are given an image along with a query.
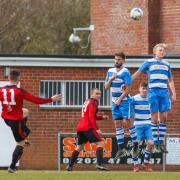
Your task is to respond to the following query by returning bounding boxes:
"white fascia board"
[0,56,179,68]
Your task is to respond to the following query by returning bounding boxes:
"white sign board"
[166,137,180,165]
[0,81,17,167]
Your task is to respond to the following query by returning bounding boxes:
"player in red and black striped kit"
[67,88,109,171]
[0,70,62,173]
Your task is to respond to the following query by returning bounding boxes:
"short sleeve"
[139,61,149,73]
[168,64,172,78]
[131,97,135,107]
[105,71,110,82]
[123,70,132,85]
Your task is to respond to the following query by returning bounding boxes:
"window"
[40,80,111,108]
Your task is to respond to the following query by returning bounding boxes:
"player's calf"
[114,143,126,160]
[159,144,168,153]
[152,145,161,153]
[132,141,139,158]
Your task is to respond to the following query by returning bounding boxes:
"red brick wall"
[91,0,180,55]
[1,66,179,170]
[159,0,180,53]
[0,66,112,170]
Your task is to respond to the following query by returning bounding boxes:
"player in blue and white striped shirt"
[132,82,153,172]
[132,44,176,153]
[104,52,138,160]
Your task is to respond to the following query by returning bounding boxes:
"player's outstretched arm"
[23,89,62,104]
[96,114,109,121]
[51,94,62,102]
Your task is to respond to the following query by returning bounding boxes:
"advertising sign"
[166,137,180,165]
[58,133,162,167]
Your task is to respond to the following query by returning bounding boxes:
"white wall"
[0,81,17,167]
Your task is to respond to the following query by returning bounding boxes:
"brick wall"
[0,0,179,171]
[91,0,180,55]
[159,0,180,53]
[0,65,179,170]
[0,66,113,170]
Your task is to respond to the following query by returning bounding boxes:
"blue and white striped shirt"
[105,67,131,103]
[139,58,172,89]
[132,94,151,126]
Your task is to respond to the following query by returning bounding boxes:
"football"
[130,7,143,20]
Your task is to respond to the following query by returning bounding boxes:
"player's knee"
[159,112,167,123]
[76,144,84,152]
[147,140,154,147]
[151,113,159,122]
[114,120,123,128]
[25,128,30,137]
[22,108,29,118]
[96,141,104,148]
[126,119,133,128]
[17,141,25,147]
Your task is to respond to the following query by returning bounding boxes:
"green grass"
[0,171,180,180]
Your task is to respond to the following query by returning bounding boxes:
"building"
[0,0,180,170]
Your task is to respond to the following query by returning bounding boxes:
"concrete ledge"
[0,55,179,68]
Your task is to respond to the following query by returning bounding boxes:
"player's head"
[8,70,20,84]
[114,52,126,68]
[91,88,101,101]
[139,82,148,97]
[153,43,167,59]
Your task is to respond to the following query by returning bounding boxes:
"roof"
[0,54,180,68]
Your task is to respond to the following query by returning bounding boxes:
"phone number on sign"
[62,157,161,164]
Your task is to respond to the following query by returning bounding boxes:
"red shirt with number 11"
[0,85,53,121]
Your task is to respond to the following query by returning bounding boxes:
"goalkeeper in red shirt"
[66,88,109,171]
[0,70,62,173]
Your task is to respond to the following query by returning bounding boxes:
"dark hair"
[140,82,148,88]
[9,70,20,81]
[114,52,126,59]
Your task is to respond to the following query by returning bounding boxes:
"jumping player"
[132,44,176,153]
[132,83,153,172]
[104,52,138,160]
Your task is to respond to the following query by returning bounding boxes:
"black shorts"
[77,129,101,145]
[4,118,30,143]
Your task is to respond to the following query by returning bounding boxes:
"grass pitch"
[0,171,180,180]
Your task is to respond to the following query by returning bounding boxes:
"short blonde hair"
[153,43,167,54]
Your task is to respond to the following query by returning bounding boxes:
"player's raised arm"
[168,78,176,103]
[104,73,116,90]
[132,70,142,81]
